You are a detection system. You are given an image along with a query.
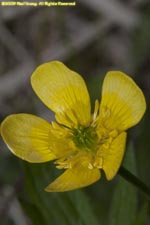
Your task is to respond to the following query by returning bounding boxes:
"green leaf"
[136,112,150,186]
[109,142,137,225]
[132,203,149,225]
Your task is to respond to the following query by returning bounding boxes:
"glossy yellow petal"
[31,61,91,128]
[99,71,146,131]
[102,132,127,180]
[45,167,100,192]
[1,114,56,163]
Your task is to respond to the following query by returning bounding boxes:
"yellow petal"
[99,71,146,131]
[1,114,56,162]
[31,61,91,128]
[50,121,77,158]
[102,132,127,180]
[45,167,100,192]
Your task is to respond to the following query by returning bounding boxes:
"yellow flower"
[1,61,146,192]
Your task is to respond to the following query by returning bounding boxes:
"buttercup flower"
[1,61,146,192]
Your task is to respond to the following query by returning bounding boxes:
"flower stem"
[118,166,150,199]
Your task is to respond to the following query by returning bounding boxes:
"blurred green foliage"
[20,162,100,225]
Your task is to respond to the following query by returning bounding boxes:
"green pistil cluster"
[72,125,98,151]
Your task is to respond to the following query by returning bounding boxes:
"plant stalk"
[118,166,150,199]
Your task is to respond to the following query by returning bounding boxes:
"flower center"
[72,125,98,151]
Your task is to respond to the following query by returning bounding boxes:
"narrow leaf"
[109,141,137,225]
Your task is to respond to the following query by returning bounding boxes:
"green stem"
[118,166,150,199]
